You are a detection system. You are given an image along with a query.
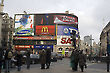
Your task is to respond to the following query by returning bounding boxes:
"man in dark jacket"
[40,49,46,69]
[46,49,51,69]
[26,50,31,69]
[74,49,79,71]
[16,51,23,71]
[79,50,86,72]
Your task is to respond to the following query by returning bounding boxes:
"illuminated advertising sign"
[54,15,78,24]
[14,36,56,40]
[34,45,53,49]
[35,14,54,24]
[57,36,72,45]
[57,25,78,37]
[15,45,32,49]
[14,14,34,36]
[36,25,55,35]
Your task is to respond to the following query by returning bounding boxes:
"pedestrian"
[46,49,51,69]
[73,49,79,71]
[106,53,110,72]
[5,48,13,73]
[0,47,3,73]
[16,51,23,71]
[40,49,46,69]
[26,49,31,69]
[70,49,75,71]
[78,50,86,72]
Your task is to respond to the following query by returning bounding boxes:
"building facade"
[0,12,14,49]
[1,13,14,49]
[100,22,110,56]
[13,13,79,56]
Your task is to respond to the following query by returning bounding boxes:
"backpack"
[8,51,13,58]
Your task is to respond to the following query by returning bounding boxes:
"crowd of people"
[0,48,24,73]
[0,48,52,73]
[70,49,87,72]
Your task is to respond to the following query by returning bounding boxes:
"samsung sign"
[57,26,78,36]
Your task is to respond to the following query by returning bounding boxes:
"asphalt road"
[2,58,110,73]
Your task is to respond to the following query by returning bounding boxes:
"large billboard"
[54,15,78,24]
[34,14,78,26]
[57,36,72,45]
[36,25,55,36]
[14,14,34,36]
[57,25,78,37]
[35,14,54,24]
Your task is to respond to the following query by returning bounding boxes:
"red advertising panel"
[36,25,55,35]
[15,45,31,49]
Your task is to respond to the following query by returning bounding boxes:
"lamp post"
[107,31,110,72]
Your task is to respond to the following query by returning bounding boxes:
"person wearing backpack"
[5,48,13,73]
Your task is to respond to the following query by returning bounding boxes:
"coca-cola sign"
[54,15,78,24]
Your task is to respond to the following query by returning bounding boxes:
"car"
[51,52,57,62]
[30,54,40,64]
[20,51,27,64]
[57,54,63,60]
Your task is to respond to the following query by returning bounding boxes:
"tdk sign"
[57,26,78,36]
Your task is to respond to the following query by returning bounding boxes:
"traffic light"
[70,31,76,48]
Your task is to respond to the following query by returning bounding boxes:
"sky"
[2,0,110,43]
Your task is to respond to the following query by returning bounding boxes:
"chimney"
[65,11,69,14]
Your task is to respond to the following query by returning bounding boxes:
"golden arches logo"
[41,26,48,32]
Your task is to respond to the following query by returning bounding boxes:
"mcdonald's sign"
[41,26,48,32]
[36,25,55,35]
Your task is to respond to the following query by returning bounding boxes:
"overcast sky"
[2,0,110,43]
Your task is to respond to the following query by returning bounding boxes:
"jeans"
[18,66,21,71]
[27,60,30,69]
[5,60,11,73]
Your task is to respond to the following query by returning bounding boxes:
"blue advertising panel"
[57,25,78,36]
[34,45,53,50]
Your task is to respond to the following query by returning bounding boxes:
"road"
[2,58,110,73]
